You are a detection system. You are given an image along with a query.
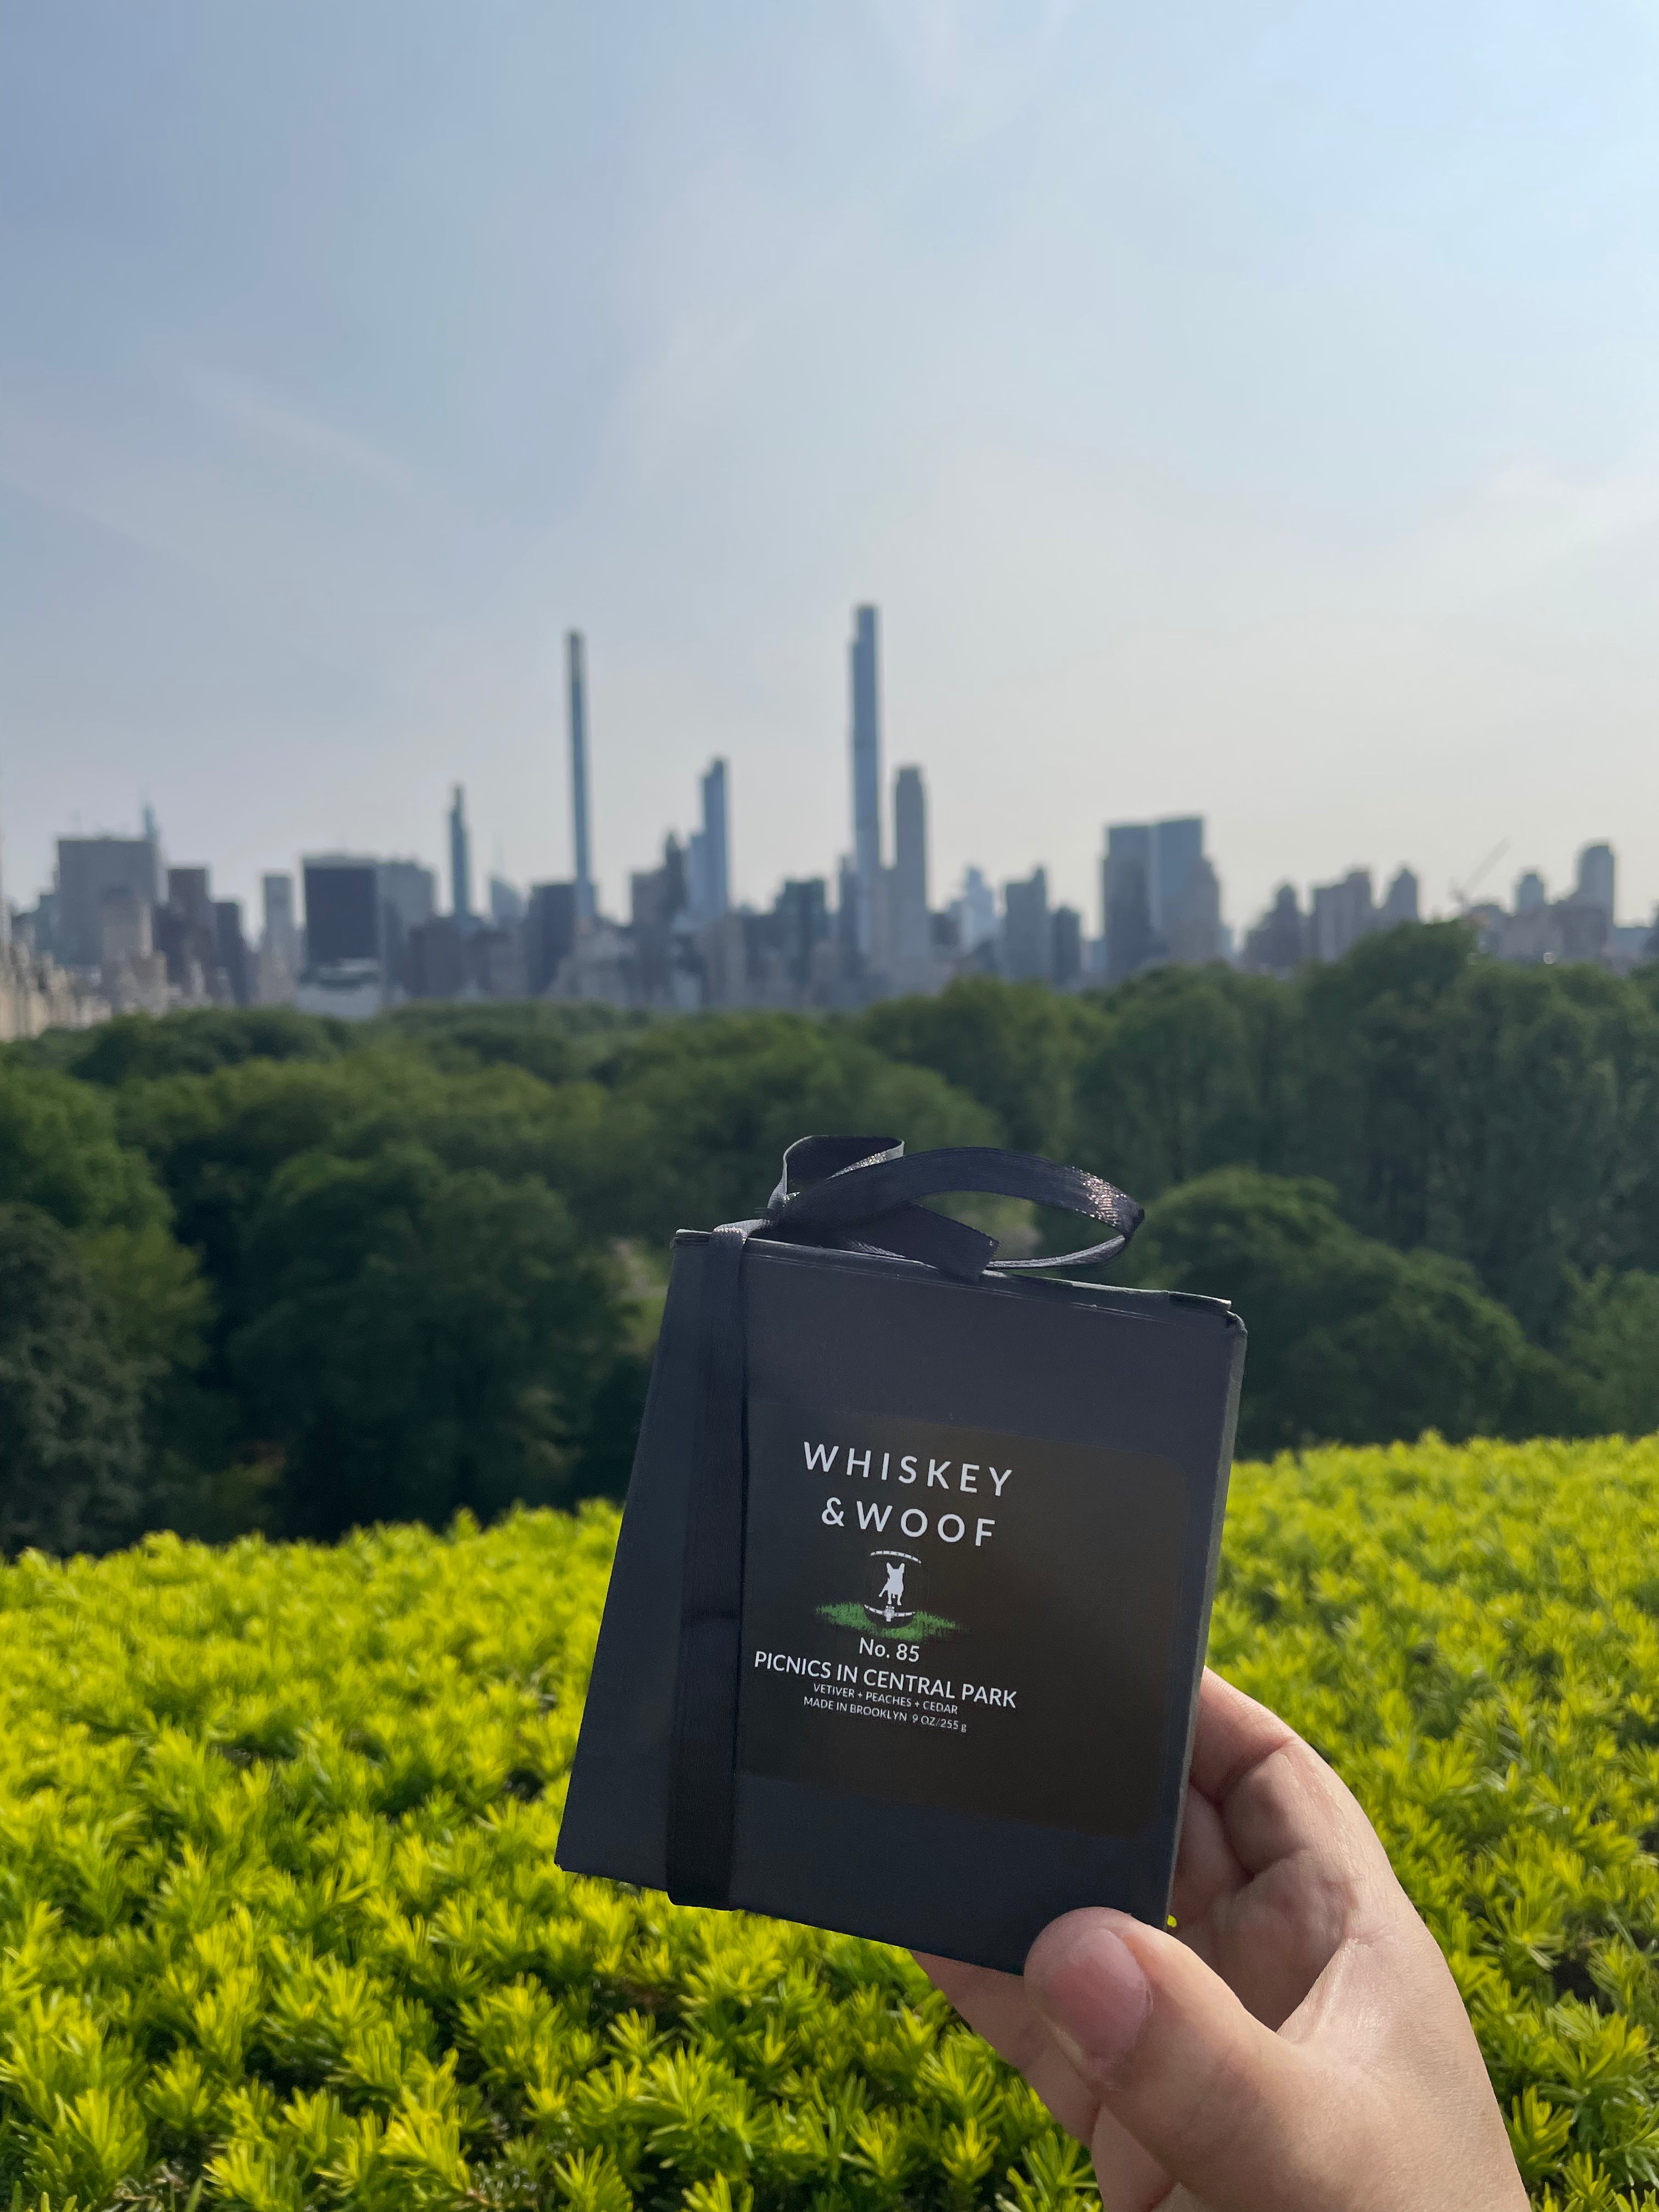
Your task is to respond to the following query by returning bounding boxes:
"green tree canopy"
[588,1012,1003,1246]
[229,1143,637,1538]
[857,977,1099,1158]
[1118,1167,1584,1457]
[0,1202,145,1555]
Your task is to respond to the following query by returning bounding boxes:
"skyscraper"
[262,874,298,966]
[849,606,882,958]
[1381,867,1421,927]
[1576,842,1616,922]
[1002,868,1052,983]
[702,759,729,918]
[1150,818,1205,944]
[689,758,731,922]
[567,630,595,926]
[448,787,472,922]
[56,835,163,969]
[303,856,381,967]
[1102,824,1154,983]
[892,765,930,983]
[214,901,251,1007]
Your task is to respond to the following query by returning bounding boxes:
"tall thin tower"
[567,631,595,925]
[849,605,882,958]
[448,785,473,920]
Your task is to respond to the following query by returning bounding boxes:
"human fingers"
[915,1949,1172,2211]
[1025,1907,1362,2211]
[1195,1671,1401,1927]
[911,1952,1097,2142]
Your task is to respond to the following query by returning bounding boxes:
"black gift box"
[557,1139,1246,1973]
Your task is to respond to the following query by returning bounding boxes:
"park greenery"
[4,924,1659,1548]
[0,1437,1652,2209]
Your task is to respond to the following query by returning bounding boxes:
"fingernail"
[1029,1920,1153,2084]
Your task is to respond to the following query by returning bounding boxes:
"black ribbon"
[664,1137,1144,1908]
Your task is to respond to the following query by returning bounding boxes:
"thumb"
[1025,1910,1357,2209]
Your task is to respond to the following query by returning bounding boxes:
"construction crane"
[1449,839,1510,913]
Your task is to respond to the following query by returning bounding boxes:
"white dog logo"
[880,1561,906,1608]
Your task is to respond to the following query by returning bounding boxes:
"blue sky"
[4,1,1658,932]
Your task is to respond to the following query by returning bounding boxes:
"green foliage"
[1,1445,1659,2205]
[9,947,1659,1556]
[1564,1274,1659,1440]
[1119,1169,1589,1454]
[586,1014,1001,1251]
[857,980,1096,1159]
[0,1063,168,1236]
[229,1146,638,1537]
[64,1010,353,1090]
[0,1203,145,1554]
[1214,1433,1659,2209]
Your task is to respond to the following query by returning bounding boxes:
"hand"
[917,1669,1526,2211]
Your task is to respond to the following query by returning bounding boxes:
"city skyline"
[4,8,1659,937]
[5,587,1647,1047]
[1,599,1641,952]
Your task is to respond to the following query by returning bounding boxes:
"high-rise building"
[1150,818,1205,944]
[1514,870,1547,916]
[99,887,153,969]
[57,835,163,969]
[1576,843,1616,922]
[447,788,473,921]
[256,874,300,1005]
[527,882,578,996]
[262,874,298,964]
[303,856,381,967]
[567,631,595,925]
[891,765,930,984]
[849,606,882,960]
[1380,867,1420,928]
[1002,868,1052,984]
[950,867,998,957]
[488,876,526,926]
[1311,870,1375,962]
[1051,906,1083,989]
[687,759,731,923]
[1242,886,1307,977]
[775,878,830,992]
[377,859,438,994]
[1164,855,1223,964]
[214,901,251,1006]
[0,778,9,950]
[1102,825,1154,983]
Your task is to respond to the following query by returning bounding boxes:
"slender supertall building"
[567,631,595,925]
[688,758,731,922]
[892,765,929,982]
[849,605,882,959]
[448,786,473,921]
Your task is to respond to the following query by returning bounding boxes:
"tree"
[858,978,1101,1159]
[1562,1271,1659,1436]
[1117,1168,1585,1457]
[229,1144,639,1537]
[0,1061,167,1234]
[587,1013,1002,1249]
[69,1006,350,1087]
[0,1203,145,1555]
[1071,966,1296,1201]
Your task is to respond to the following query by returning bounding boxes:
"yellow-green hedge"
[3,1439,1659,2210]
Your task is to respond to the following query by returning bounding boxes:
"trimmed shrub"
[1,1440,1658,2205]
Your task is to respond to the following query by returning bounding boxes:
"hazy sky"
[4,1,1658,935]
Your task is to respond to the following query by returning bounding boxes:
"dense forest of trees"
[3,922,1657,1551]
